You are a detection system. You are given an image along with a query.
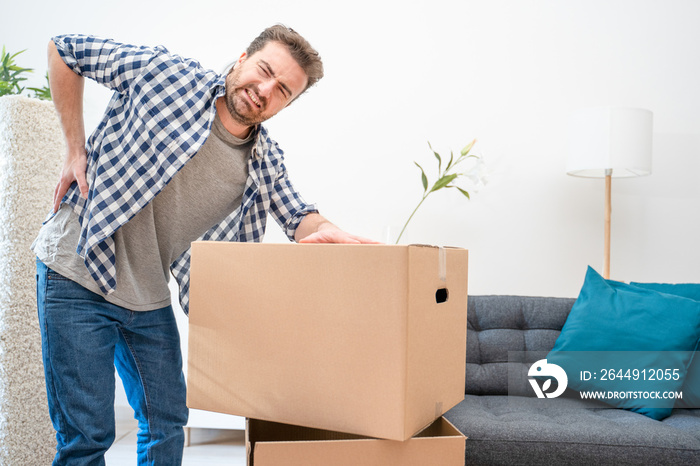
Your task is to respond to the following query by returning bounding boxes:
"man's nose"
[258,78,276,97]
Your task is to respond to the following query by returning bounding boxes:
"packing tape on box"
[438,247,447,282]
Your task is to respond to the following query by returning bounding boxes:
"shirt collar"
[251,125,266,161]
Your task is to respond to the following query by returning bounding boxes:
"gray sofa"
[444,295,700,465]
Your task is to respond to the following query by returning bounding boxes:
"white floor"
[105,416,246,465]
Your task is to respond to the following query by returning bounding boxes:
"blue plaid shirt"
[52,34,317,313]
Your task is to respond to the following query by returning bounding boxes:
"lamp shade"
[567,107,653,178]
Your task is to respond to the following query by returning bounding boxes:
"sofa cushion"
[445,395,700,466]
[630,281,700,410]
[547,267,700,420]
[466,295,575,395]
[630,283,700,301]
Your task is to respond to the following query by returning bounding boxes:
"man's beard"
[224,68,268,128]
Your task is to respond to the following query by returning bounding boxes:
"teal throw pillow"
[630,281,700,409]
[547,267,700,420]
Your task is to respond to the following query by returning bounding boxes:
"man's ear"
[226,52,247,75]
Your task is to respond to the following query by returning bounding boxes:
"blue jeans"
[36,260,188,465]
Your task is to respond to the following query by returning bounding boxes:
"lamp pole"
[604,169,612,279]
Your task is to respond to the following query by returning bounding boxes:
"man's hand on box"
[299,229,381,244]
[296,213,381,244]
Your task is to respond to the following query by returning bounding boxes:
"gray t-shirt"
[32,112,253,311]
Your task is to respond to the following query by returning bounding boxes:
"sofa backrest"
[465,295,575,396]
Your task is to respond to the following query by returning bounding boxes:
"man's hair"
[246,24,324,93]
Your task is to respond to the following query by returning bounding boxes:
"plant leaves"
[398,138,482,246]
[0,46,41,99]
[414,162,428,192]
[431,173,458,192]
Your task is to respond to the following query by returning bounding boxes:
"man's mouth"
[246,89,261,108]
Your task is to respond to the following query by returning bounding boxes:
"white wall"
[5,0,699,301]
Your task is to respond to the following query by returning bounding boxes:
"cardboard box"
[187,243,468,441]
[246,417,466,466]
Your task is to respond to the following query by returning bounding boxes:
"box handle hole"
[435,288,449,304]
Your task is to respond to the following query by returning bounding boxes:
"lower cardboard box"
[246,416,466,466]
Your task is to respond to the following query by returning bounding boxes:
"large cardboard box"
[246,417,466,466]
[187,243,468,441]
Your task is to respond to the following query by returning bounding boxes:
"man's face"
[224,41,309,128]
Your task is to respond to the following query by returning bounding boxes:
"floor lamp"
[567,107,653,279]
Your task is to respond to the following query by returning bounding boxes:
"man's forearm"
[49,39,90,209]
[48,39,86,155]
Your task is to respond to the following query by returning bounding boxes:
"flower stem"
[395,194,429,244]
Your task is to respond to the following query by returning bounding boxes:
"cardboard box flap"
[247,417,466,466]
[247,417,465,443]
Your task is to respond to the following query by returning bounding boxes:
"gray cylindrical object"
[0,95,63,465]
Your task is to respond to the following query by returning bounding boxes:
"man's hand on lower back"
[53,150,89,213]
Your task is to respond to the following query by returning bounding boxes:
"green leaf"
[427,141,442,174]
[445,185,472,199]
[9,49,28,61]
[445,150,454,172]
[431,173,458,192]
[455,186,471,199]
[414,162,428,192]
[460,139,477,156]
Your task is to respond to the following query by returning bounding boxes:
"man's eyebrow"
[259,59,292,97]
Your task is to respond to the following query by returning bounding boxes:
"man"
[33,25,376,465]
